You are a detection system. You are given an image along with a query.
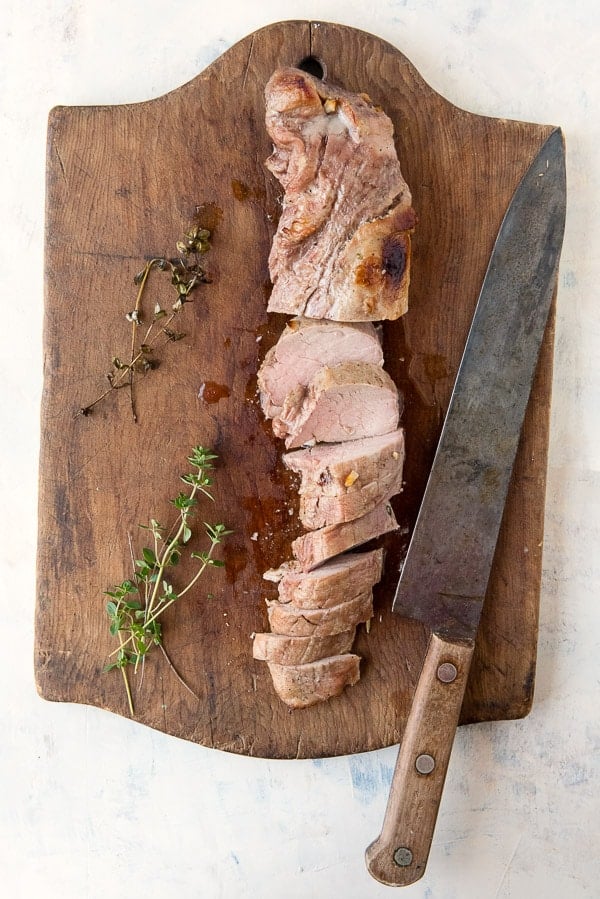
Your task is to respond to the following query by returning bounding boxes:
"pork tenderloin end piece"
[275,549,384,608]
[252,630,355,665]
[257,318,383,420]
[277,361,401,449]
[267,654,361,708]
[292,501,398,571]
[264,67,416,322]
[284,429,405,529]
[327,204,415,321]
[267,591,373,637]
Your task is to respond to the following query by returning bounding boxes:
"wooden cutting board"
[36,20,557,759]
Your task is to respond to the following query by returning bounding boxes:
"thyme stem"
[117,630,135,716]
[144,481,199,624]
[103,446,231,715]
[78,219,211,421]
[158,643,201,702]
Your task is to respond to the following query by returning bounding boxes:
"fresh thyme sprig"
[104,446,232,715]
[78,219,211,421]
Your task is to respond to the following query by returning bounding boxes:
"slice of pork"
[276,362,400,449]
[267,654,361,708]
[292,501,398,571]
[284,429,405,529]
[265,67,416,321]
[252,629,355,665]
[325,206,415,321]
[258,317,383,419]
[267,592,373,637]
[267,549,383,608]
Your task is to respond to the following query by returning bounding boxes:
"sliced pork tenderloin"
[265,67,415,322]
[267,654,361,708]
[276,362,401,449]
[258,318,383,419]
[283,429,405,529]
[264,549,383,608]
[326,205,415,321]
[252,630,356,665]
[267,591,373,637]
[292,501,398,571]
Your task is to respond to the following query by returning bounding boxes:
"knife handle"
[365,632,475,886]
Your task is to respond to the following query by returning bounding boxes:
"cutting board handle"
[365,633,475,886]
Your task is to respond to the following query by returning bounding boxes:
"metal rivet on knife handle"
[415,753,435,775]
[437,662,457,683]
[364,635,475,886]
[393,847,413,867]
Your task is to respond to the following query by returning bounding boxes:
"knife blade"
[365,127,566,886]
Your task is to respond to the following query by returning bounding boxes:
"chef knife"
[365,128,566,886]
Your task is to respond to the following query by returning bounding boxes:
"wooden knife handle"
[365,632,475,886]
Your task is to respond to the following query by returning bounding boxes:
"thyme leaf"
[104,446,231,716]
[77,212,213,421]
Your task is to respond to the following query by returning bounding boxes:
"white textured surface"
[2,1,599,896]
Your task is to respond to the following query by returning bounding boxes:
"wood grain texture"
[365,634,474,885]
[35,20,557,758]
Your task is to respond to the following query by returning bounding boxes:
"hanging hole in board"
[297,56,327,80]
